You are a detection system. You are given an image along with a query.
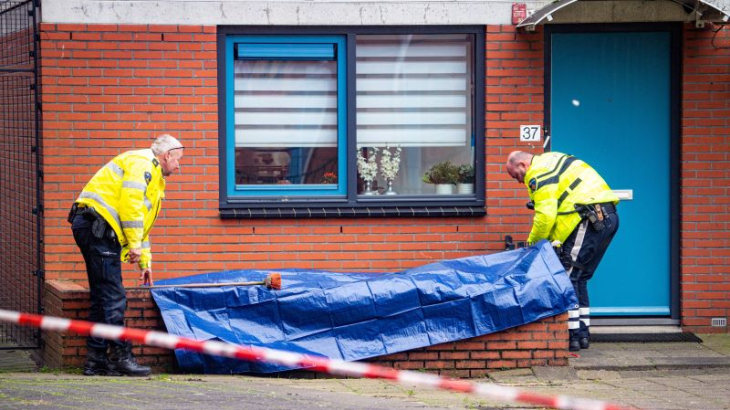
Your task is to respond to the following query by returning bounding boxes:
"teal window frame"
[225,35,347,198]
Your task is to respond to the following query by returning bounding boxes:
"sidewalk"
[1,334,729,410]
[516,334,730,410]
[571,333,730,371]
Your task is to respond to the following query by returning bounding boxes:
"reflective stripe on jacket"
[525,151,618,244]
[75,149,165,269]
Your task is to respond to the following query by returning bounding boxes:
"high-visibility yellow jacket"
[76,149,165,269]
[525,152,618,244]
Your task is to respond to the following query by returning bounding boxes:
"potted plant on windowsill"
[422,161,459,194]
[457,164,475,194]
[321,172,338,184]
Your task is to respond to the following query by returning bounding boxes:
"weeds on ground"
[38,365,83,375]
[152,373,172,382]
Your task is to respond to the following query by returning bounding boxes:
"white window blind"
[234,58,338,148]
[356,34,472,148]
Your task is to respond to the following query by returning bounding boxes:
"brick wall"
[484,25,545,250]
[368,316,569,378]
[39,23,220,284]
[43,280,175,371]
[680,24,730,333]
[43,280,569,374]
[37,21,730,341]
[37,22,576,372]
[39,24,495,285]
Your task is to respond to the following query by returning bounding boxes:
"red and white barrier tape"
[0,309,637,410]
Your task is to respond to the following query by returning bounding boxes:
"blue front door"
[549,28,675,316]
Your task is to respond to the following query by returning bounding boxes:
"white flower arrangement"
[356,147,379,182]
[379,145,402,181]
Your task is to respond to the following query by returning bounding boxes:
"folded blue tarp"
[151,240,576,374]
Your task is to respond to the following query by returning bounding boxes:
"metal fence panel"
[0,0,43,350]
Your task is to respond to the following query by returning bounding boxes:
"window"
[219,27,484,218]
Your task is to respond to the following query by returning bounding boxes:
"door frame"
[544,23,681,325]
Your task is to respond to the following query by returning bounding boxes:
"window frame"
[218,26,485,219]
[225,35,347,197]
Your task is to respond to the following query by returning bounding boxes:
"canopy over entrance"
[517,0,730,30]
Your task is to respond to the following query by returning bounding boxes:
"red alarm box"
[512,3,527,25]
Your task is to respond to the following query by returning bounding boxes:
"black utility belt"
[597,202,616,215]
[574,202,616,231]
[68,203,116,240]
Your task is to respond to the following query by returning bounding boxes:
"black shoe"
[569,340,581,352]
[109,345,151,377]
[579,337,590,349]
[83,348,119,376]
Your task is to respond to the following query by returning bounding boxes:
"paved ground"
[1,334,729,410]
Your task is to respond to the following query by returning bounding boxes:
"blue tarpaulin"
[151,240,576,374]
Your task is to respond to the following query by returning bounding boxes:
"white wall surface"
[41,0,520,25]
[40,0,730,26]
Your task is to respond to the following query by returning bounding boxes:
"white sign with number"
[520,125,541,142]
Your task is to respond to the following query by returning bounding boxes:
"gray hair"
[507,151,532,166]
[150,134,183,156]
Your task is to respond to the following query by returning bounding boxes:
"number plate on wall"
[520,125,541,142]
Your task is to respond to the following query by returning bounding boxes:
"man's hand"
[127,248,142,264]
[140,267,153,287]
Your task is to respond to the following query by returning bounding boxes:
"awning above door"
[517,0,730,30]
[516,0,578,29]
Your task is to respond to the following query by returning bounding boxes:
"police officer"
[505,151,619,352]
[69,134,184,376]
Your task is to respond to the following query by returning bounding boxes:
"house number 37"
[519,125,541,142]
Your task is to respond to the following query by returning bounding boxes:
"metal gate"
[0,0,43,350]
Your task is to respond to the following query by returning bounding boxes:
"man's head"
[151,134,184,177]
[505,151,534,184]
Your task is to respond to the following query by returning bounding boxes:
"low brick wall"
[43,280,175,372]
[367,318,569,378]
[43,280,569,376]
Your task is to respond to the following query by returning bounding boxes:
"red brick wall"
[680,24,730,333]
[43,280,568,374]
[39,23,492,284]
[38,22,730,339]
[37,22,575,373]
[40,23,220,283]
[484,25,545,249]
[368,316,569,378]
[43,280,174,371]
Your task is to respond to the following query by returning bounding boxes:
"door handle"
[613,189,633,200]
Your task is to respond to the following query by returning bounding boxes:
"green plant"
[38,366,60,375]
[153,373,172,381]
[422,161,459,185]
[457,164,475,184]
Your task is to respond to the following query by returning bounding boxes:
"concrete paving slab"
[483,368,534,383]
[575,369,623,380]
[569,339,730,372]
[0,349,36,373]
[648,357,730,367]
[532,365,579,380]
[592,326,683,334]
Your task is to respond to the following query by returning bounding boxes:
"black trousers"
[559,210,619,340]
[71,214,126,351]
